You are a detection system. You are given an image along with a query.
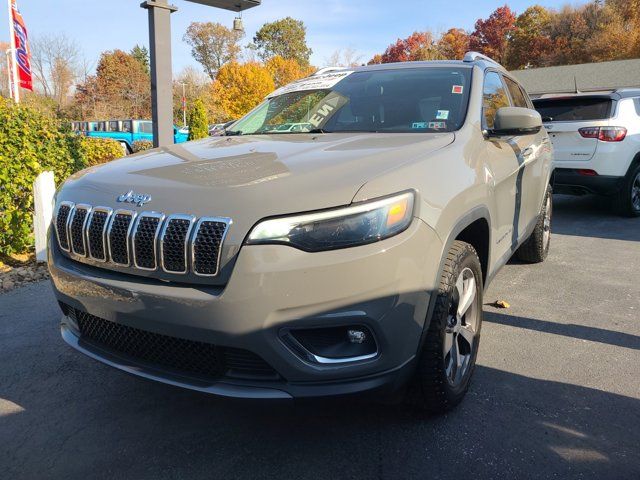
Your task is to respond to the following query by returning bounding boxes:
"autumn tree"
[210,62,274,119]
[251,17,312,66]
[381,31,441,63]
[188,98,209,140]
[265,55,314,88]
[437,28,470,60]
[367,54,383,65]
[75,50,150,119]
[469,5,516,63]
[505,6,554,70]
[585,0,640,62]
[183,22,243,80]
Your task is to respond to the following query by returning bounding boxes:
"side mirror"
[488,107,542,137]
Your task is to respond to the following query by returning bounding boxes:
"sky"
[1,0,589,76]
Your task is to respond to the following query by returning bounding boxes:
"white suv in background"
[533,90,640,216]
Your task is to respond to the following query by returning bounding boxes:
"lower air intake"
[66,306,279,381]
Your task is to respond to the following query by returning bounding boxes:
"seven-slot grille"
[54,202,230,276]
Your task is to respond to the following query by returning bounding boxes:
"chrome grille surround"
[159,214,196,274]
[54,201,74,252]
[70,204,92,257]
[132,212,165,271]
[107,210,136,266]
[192,217,232,277]
[87,207,113,262]
[55,203,231,277]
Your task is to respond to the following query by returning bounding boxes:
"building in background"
[511,59,640,98]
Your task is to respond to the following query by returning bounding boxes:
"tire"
[516,185,552,263]
[613,163,640,217]
[405,240,483,414]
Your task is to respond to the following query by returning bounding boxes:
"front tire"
[405,240,483,414]
[613,164,640,217]
[516,185,552,263]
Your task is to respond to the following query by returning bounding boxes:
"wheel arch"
[413,206,492,366]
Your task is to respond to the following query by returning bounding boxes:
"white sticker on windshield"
[267,71,354,98]
[436,110,449,120]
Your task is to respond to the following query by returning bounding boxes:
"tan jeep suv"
[49,52,553,413]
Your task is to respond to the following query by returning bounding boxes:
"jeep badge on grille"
[117,190,152,207]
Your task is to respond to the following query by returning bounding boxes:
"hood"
[59,132,454,244]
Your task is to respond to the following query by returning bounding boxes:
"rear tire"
[613,164,640,217]
[405,240,483,414]
[516,185,552,263]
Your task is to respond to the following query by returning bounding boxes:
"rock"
[2,280,14,290]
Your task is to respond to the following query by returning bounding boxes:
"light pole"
[179,81,187,127]
[142,0,261,147]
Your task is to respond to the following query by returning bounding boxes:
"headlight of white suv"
[246,191,415,252]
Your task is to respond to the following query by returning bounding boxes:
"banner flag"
[10,0,33,91]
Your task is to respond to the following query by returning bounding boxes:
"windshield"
[229,67,472,135]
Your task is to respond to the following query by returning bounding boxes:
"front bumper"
[49,219,442,399]
[553,168,625,196]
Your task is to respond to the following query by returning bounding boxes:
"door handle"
[521,147,534,158]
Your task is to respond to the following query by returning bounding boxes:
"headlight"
[246,191,414,252]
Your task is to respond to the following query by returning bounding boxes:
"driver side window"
[482,72,511,129]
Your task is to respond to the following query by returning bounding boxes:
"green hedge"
[0,99,85,255]
[80,137,124,167]
[0,100,130,255]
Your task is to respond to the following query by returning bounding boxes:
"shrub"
[188,98,209,141]
[0,98,85,255]
[132,139,153,153]
[80,137,124,167]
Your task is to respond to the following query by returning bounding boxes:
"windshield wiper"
[225,130,243,136]
[307,128,330,134]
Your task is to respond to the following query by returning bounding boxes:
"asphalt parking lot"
[1,194,639,480]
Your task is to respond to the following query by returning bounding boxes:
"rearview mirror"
[488,107,542,137]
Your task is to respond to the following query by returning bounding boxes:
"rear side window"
[504,77,529,108]
[482,72,511,129]
[533,98,612,122]
[139,122,153,134]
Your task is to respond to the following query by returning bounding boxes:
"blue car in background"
[84,119,189,153]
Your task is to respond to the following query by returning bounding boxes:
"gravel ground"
[0,194,639,480]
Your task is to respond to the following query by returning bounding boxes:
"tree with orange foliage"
[505,6,554,70]
[265,55,314,88]
[437,28,470,60]
[378,31,440,63]
[469,5,516,63]
[210,62,275,120]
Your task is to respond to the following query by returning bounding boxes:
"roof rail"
[312,66,349,76]
[463,51,504,69]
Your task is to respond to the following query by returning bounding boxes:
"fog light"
[347,329,366,344]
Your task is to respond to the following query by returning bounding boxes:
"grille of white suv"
[54,202,230,277]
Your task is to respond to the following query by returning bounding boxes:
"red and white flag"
[10,0,33,91]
